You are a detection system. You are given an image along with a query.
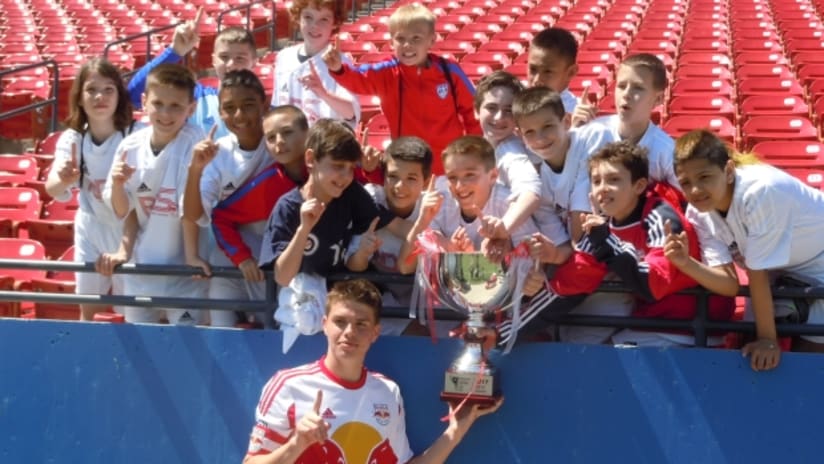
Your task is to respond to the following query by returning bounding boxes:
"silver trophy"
[433,252,515,405]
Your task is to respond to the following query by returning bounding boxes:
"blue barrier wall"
[1,319,823,463]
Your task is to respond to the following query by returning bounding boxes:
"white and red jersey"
[588,114,679,188]
[272,44,361,128]
[198,135,271,225]
[104,123,205,265]
[248,357,414,464]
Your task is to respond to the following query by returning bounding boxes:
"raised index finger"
[579,84,592,104]
[367,216,380,233]
[360,127,370,148]
[312,389,323,414]
[70,143,78,167]
[207,124,218,141]
[193,7,204,28]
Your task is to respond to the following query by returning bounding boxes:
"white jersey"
[198,135,271,225]
[685,205,733,267]
[103,124,208,303]
[431,183,538,247]
[272,44,361,128]
[560,88,578,114]
[50,126,142,223]
[494,135,542,198]
[689,164,824,284]
[590,114,679,187]
[249,359,414,463]
[533,127,605,244]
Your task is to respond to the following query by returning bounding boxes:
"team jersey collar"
[318,355,368,390]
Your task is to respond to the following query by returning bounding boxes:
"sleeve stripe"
[258,363,321,415]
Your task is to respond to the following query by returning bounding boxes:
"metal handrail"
[216,0,278,51]
[0,59,59,133]
[103,22,183,79]
[2,259,824,341]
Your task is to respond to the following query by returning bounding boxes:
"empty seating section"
[341,0,824,156]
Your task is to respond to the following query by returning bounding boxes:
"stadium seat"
[752,141,824,160]
[668,96,737,123]
[0,155,40,186]
[737,77,805,97]
[739,95,809,123]
[741,116,818,150]
[28,246,77,320]
[670,78,735,99]
[735,64,795,80]
[0,237,47,315]
[19,218,73,260]
[0,187,42,237]
[662,115,737,145]
[783,168,824,189]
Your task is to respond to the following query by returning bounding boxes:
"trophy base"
[440,391,502,407]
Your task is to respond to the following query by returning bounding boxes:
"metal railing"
[2,259,824,347]
[216,0,278,51]
[0,60,60,134]
[103,22,184,79]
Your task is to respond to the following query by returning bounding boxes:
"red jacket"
[551,183,734,321]
[331,54,482,175]
[211,163,299,266]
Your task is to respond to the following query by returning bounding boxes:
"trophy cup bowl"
[433,252,514,405]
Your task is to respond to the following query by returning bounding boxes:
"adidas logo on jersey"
[137,183,151,193]
[321,408,336,419]
[223,182,236,191]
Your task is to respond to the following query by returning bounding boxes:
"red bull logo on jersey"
[294,421,398,464]
[373,403,391,426]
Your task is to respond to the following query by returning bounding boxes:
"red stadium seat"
[0,187,42,237]
[28,246,78,320]
[19,219,73,260]
[662,115,737,144]
[40,190,79,221]
[752,141,824,160]
[670,78,735,99]
[735,64,795,80]
[741,116,818,150]
[737,77,805,97]
[0,156,40,186]
[668,96,737,123]
[783,168,824,189]
[0,237,47,294]
[739,95,809,124]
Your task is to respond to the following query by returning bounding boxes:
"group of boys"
[90,3,748,460]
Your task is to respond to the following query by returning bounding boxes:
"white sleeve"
[248,378,294,456]
[741,184,794,270]
[534,205,571,246]
[499,152,541,197]
[569,152,592,213]
[48,130,82,202]
[686,206,731,266]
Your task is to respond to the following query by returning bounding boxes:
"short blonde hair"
[388,4,436,34]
